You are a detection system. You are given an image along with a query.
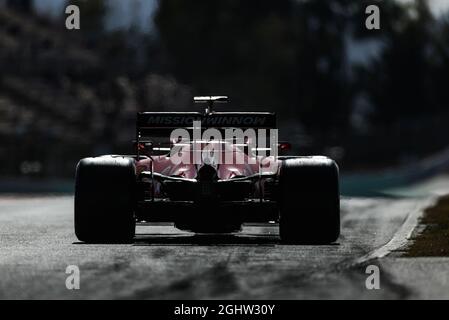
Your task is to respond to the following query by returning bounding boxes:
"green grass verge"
[404,195,449,257]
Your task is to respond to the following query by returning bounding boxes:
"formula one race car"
[74,96,340,244]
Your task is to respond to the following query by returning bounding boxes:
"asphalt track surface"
[0,195,436,299]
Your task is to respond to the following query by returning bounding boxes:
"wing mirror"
[135,141,154,156]
[278,142,291,153]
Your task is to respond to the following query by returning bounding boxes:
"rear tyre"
[75,156,136,243]
[279,157,340,244]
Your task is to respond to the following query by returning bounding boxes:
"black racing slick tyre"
[279,157,340,244]
[74,156,136,243]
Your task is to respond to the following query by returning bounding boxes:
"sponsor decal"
[139,113,276,128]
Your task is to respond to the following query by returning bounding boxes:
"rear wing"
[137,112,276,131]
[136,111,277,156]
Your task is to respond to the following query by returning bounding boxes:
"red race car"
[74,96,340,244]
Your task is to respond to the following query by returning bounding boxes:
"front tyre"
[279,157,340,244]
[74,156,136,243]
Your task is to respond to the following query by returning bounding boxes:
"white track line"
[354,196,438,265]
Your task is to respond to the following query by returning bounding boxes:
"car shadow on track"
[132,233,281,246]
